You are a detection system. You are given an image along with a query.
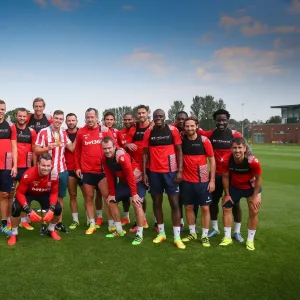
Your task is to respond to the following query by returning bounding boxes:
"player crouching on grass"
[8,153,62,246]
[101,136,146,246]
[219,137,262,251]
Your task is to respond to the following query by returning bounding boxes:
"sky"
[1,0,300,125]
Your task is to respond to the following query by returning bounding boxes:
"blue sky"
[1,0,300,125]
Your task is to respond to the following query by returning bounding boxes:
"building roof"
[271,104,300,109]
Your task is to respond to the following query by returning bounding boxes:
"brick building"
[251,104,300,144]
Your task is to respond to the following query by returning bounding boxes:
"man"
[64,113,83,229]
[199,109,244,242]
[143,109,185,249]
[104,112,119,144]
[102,137,146,245]
[75,108,114,235]
[220,137,262,251]
[0,99,17,235]
[15,108,37,231]
[35,110,74,234]
[8,153,62,246]
[116,112,135,225]
[27,97,52,133]
[180,117,216,247]
[126,105,151,231]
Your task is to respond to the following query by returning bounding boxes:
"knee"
[12,200,22,218]
[249,208,259,216]
[0,192,9,199]
[185,205,194,212]
[54,202,62,216]
[223,207,232,215]
[201,206,210,214]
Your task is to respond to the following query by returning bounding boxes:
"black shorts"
[115,181,147,202]
[68,170,83,187]
[82,173,105,187]
[181,180,212,207]
[211,174,223,203]
[0,170,14,192]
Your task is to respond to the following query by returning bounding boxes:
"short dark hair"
[176,111,188,118]
[0,99,6,105]
[184,116,199,126]
[86,108,99,117]
[39,153,52,162]
[16,107,28,115]
[66,113,77,119]
[104,112,115,120]
[33,97,46,107]
[123,112,133,118]
[231,137,246,147]
[102,136,115,145]
[213,109,230,120]
[53,110,64,116]
[137,105,149,112]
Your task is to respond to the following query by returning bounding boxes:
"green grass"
[1,144,300,300]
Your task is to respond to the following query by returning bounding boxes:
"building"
[251,104,300,144]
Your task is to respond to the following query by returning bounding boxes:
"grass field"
[1,144,300,300]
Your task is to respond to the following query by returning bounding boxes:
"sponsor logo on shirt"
[84,140,101,145]
[32,187,51,192]
[33,181,39,186]
[150,135,171,141]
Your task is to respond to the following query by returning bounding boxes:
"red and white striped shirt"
[35,126,71,174]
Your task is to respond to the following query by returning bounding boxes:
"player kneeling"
[102,137,146,246]
[8,153,62,246]
[219,137,262,251]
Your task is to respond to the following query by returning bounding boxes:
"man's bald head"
[153,109,165,127]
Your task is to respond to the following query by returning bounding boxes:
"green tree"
[167,100,185,123]
[190,95,226,130]
[266,115,282,124]
[5,108,31,124]
[102,106,133,129]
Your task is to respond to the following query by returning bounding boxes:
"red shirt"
[143,124,182,173]
[0,120,17,170]
[102,148,142,196]
[75,125,113,174]
[35,126,71,174]
[127,123,150,169]
[182,135,214,182]
[199,129,242,175]
[16,126,37,168]
[109,127,119,145]
[117,127,132,147]
[16,166,59,206]
[64,129,78,171]
[221,153,262,190]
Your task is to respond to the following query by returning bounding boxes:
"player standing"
[180,117,216,247]
[8,154,62,246]
[219,137,262,251]
[102,137,146,245]
[143,109,185,249]
[0,99,17,235]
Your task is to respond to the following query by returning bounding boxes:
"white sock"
[224,227,231,238]
[7,217,11,223]
[247,229,256,242]
[189,224,196,234]
[12,227,18,236]
[211,220,218,231]
[173,226,181,239]
[21,217,27,223]
[89,218,95,226]
[48,223,55,231]
[96,210,102,218]
[108,219,115,228]
[115,221,123,233]
[26,215,30,222]
[124,212,129,219]
[72,213,79,223]
[137,226,143,237]
[158,223,165,233]
[202,228,209,237]
[234,222,241,233]
[180,218,184,225]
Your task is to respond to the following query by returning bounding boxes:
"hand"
[207,180,215,193]
[75,169,82,179]
[106,195,117,204]
[248,195,261,210]
[222,194,233,206]
[126,143,137,152]
[174,170,182,184]
[43,205,55,221]
[143,173,149,187]
[131,194,143,207]
[48,143,57,150]
[28,210,42,222]
[11,166,17,178]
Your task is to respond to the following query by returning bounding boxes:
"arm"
[15,177,30,207]
[252,173,262,198]
[11,140,18,177]
[102,161,116,196]
[207,156,216,192]
[222,172,230,196]
[173,129,183,183]
[124,128,137,151]
[74,131,82,172]
[31,129,37,166]
[34,131,56,155]
[119,155,137,196]
[65,133,74,152]
[142,130,150,186]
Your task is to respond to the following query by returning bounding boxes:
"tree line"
[5,95,282,134]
